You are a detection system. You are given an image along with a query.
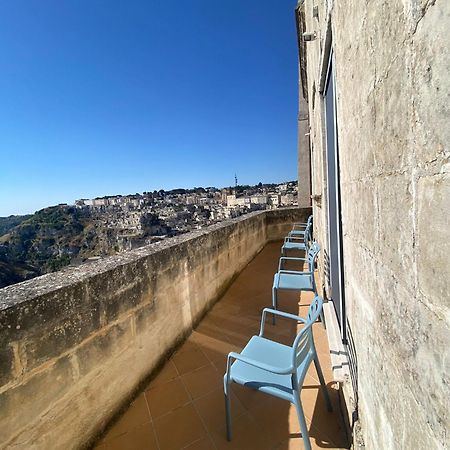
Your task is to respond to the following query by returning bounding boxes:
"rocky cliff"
[0,205,172,288]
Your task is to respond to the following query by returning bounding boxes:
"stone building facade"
[296,1,449,449]
[296,3,312,208]
[297,67,311,208]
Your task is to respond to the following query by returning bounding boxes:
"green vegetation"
[0,206,96,288]
[0,214,32,237]
[46,255,71,272]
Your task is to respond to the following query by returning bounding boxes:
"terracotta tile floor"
[94,242,349,450]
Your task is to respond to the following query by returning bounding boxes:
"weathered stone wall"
[0,208,308,450]
[297,69,312,208]
[265,207,311,240]
[296,3,312,209]
[299,1,449,449]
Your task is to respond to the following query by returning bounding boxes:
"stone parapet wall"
[0,207,309,450]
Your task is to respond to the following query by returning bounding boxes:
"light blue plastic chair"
[288,215,313,238]
[224,295,332,450]
[273,242,323,325]
[281,222,312,256]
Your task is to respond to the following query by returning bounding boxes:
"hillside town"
[0,181,298,288]
[73,181,298,245]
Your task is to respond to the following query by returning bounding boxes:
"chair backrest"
[306,241,320,272]
[304,222,313,248]
[292,215,313,231]
[291,295,323,370]
[306,215,313,241]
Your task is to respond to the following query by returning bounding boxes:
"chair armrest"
[259,308,306,337]
[278,256,308,271]
[260,308,307,339]
[278,270,313,275]
[226,351,293,376]
[285,237,305,242]
[289,229,306,235]
[292,222,307,226]
[281,257,308,261]
[275,270,313,288]
[262,308,307,325]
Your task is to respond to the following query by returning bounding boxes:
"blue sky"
[0,0,299,216]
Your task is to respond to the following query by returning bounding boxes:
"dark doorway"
[324,51,346,342]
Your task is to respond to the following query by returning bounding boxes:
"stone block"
[20,306,100,372]
[417,174,450,304]
[341,179,377,252]
[0,345,15,385]
[0,356,74,445]
[74,318,134,377]
[370,61,414,174]
[134,301,157,338]
[374,172,415,285]
[411,4,450,164]
[0,281,91,347]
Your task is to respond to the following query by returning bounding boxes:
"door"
[324,51,346,342]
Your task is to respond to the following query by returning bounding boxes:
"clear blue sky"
[0,0,299,217]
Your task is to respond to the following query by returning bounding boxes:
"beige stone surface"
[0,208,310,449]
[298,0,450,448]
[298,67,311,208]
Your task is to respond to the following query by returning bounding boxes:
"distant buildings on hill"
[73,181,298,236]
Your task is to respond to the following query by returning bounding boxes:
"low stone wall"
[0,207,309,450]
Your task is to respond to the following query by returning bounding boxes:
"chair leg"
[224,385,232,440]
[293,394,312,450]
[313,356,332,412]
[272,286,278,325]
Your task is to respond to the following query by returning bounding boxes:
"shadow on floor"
[94,242,350,450]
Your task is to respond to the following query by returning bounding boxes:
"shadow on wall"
[323,249,331,296]
[346,323,359,428]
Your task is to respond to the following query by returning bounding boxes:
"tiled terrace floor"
[94,242,349,450]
